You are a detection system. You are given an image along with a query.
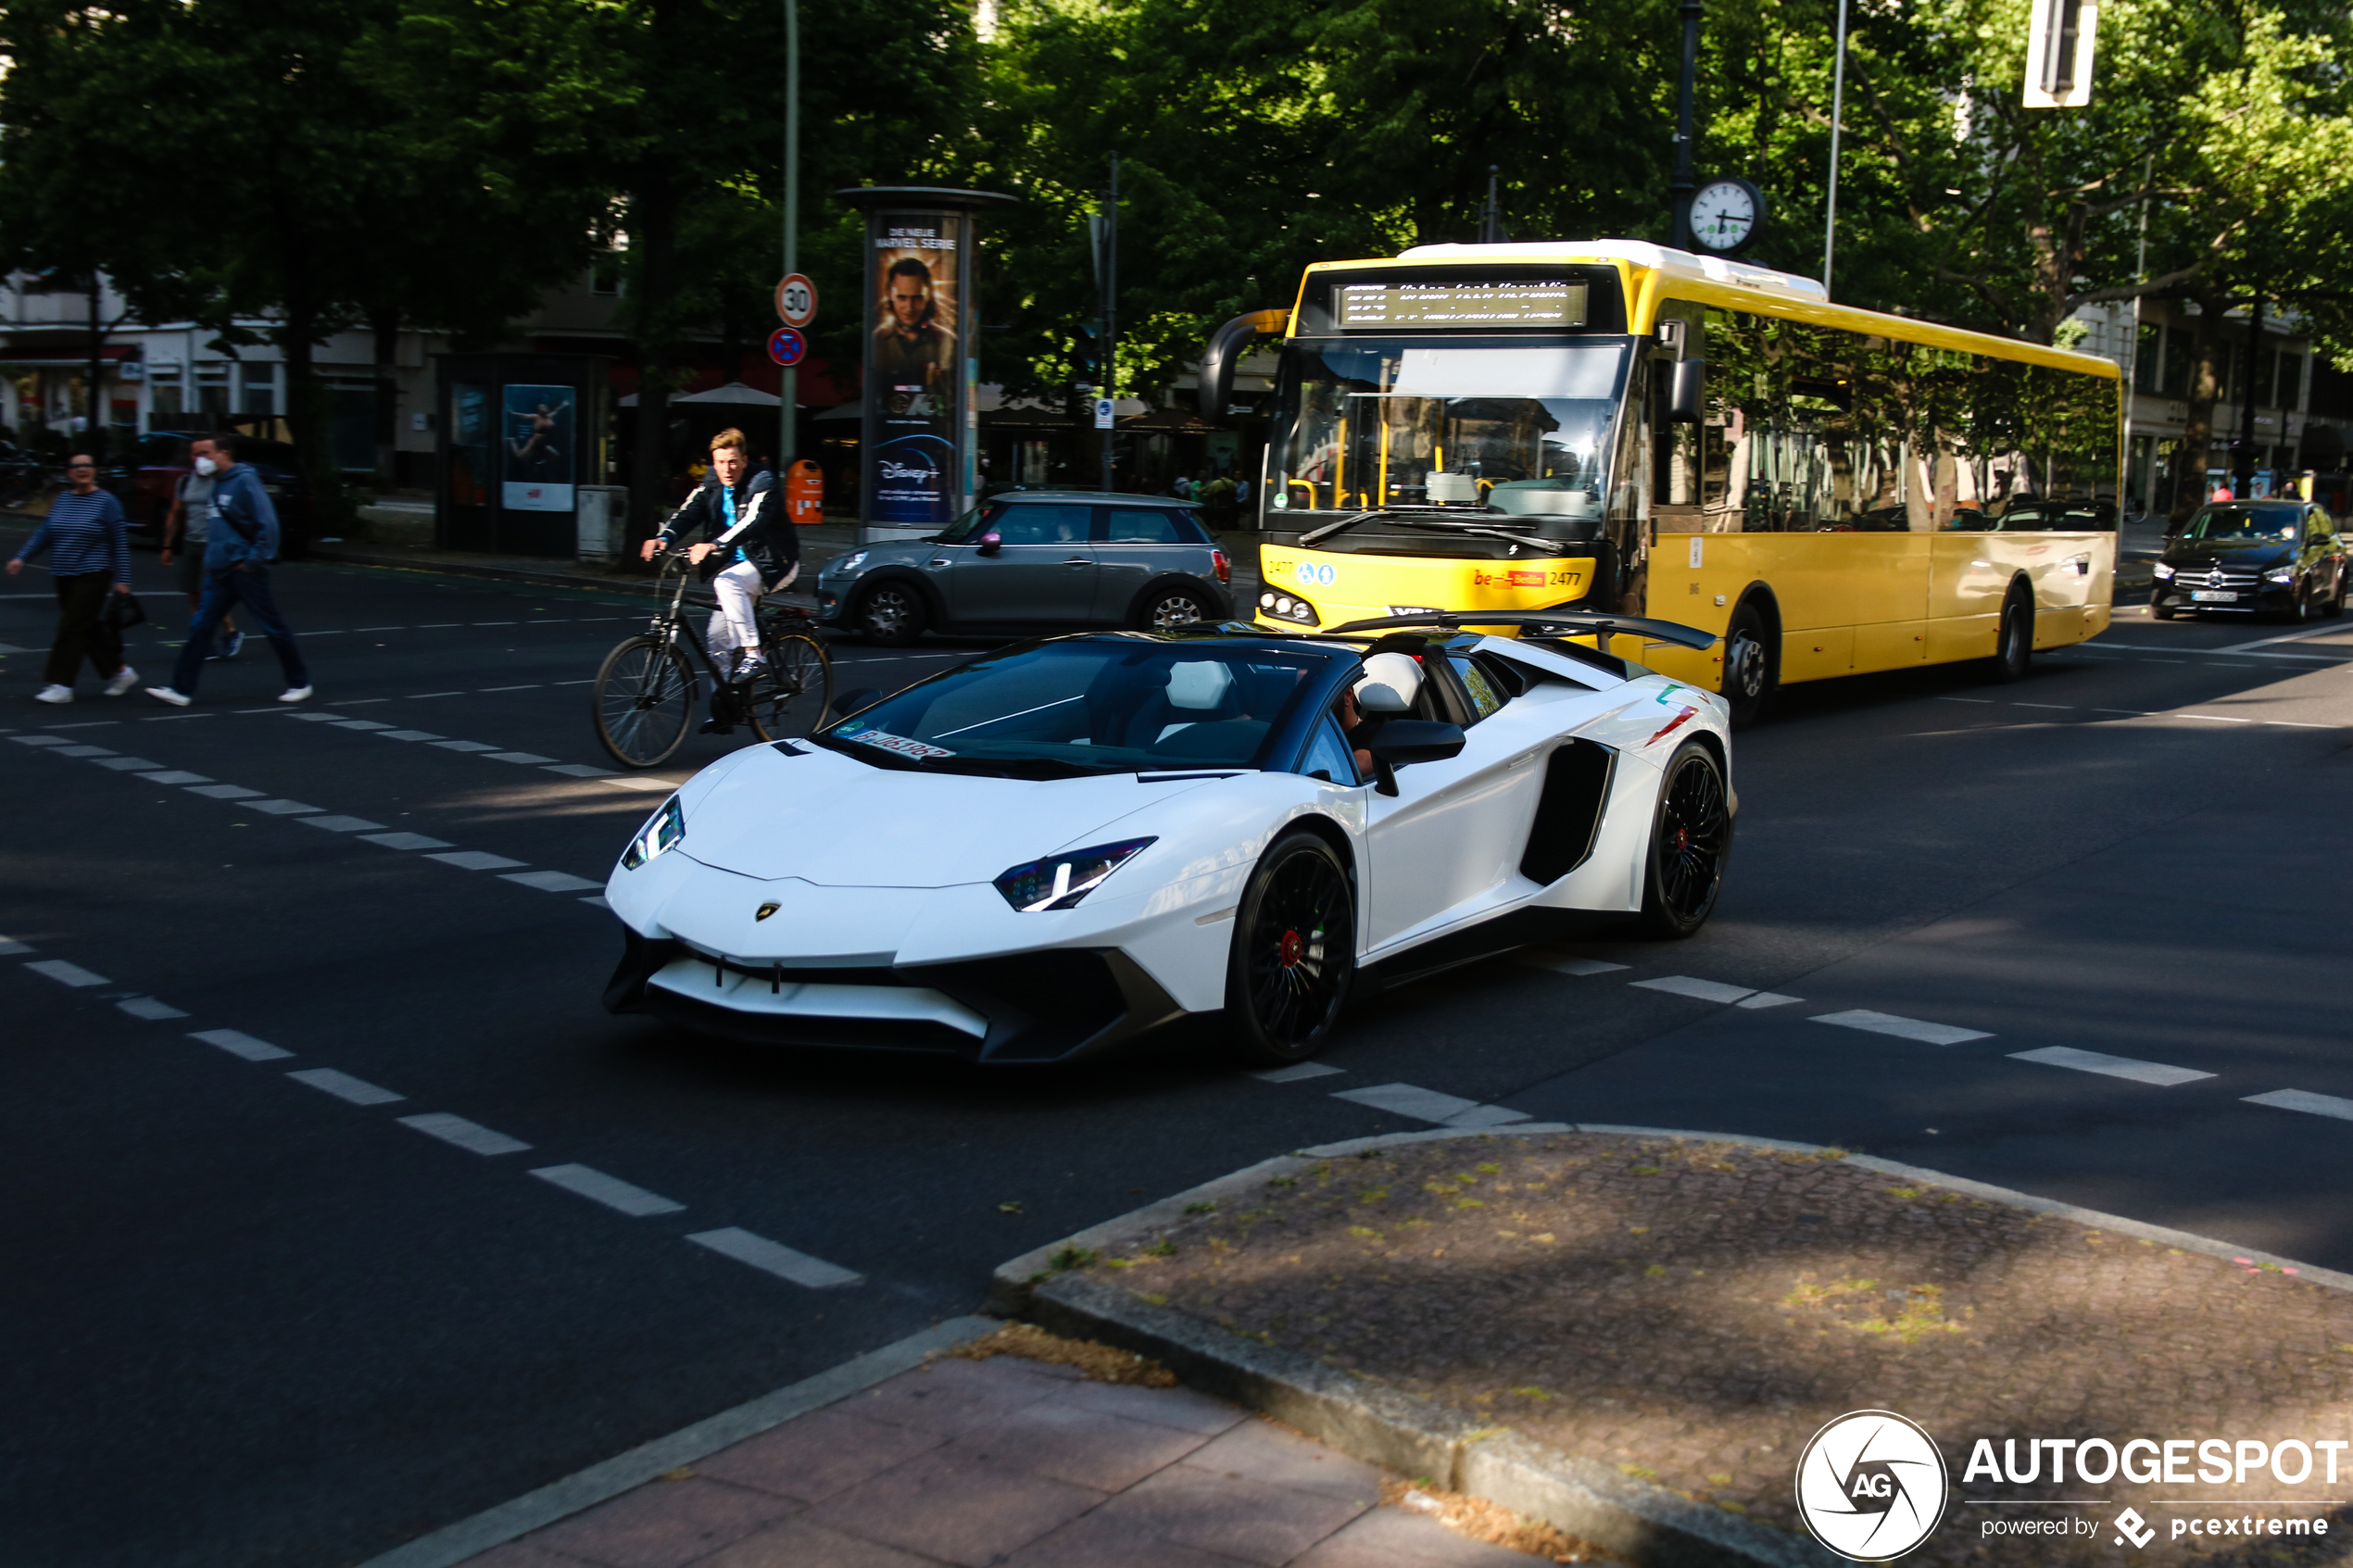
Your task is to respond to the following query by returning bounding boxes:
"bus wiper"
[1299,508,1577,556]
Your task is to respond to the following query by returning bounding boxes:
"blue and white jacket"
[202,463,281,571]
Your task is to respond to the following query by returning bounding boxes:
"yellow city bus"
[1204,240,2120,723]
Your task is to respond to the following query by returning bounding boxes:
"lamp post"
[780,0,799,471]
[1669,0,1702,251]
[1822,0,1849,298]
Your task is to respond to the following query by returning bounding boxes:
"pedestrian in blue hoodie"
[145,432,311,706]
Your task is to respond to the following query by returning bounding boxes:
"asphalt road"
[5,546,2349,1566]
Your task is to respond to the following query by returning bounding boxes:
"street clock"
[1689,178,1767,255]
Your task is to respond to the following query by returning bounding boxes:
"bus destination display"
[1338,282,1587,329]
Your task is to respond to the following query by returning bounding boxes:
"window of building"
[241,363,276,416]
[195,364,230,420]
[149,366,184,424]
[2135,324,2162,394]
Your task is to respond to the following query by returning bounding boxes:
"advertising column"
[838,187,1015,542]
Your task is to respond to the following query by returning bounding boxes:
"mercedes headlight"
[2152,562,2173,580]
[622,797,684,870]
[2267,567,2296,584]
[994,837,1155,911]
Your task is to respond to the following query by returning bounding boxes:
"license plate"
[2190,590,2239,602]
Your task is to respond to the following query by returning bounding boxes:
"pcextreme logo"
[1795,1410,1950,1562]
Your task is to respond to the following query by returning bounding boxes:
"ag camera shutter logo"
[1794,1410,1949,1561]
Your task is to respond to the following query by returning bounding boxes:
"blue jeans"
[171,566,308,695]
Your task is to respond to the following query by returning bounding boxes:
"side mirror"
[976,532,1002,557]
[1668,358,1706,424]
[1363,720,1466,797]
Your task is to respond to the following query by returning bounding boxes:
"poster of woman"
[501,384,577,511]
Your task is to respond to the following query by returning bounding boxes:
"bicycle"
[591,548,835,767]
[0,458,47,511]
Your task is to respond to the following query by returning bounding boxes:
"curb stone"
[351,1314,999,1568]
[998,1123,2353,1567]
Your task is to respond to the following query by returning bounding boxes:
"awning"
[620,381,796,408]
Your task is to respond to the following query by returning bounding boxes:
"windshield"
[1271,337,1629,536]
[2182,505,2301,543]
[817,641,1330,777]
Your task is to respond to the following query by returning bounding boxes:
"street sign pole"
[1823,0,1848,299]
[1101,152,1118,493]
[780,0,799,471]
[1669,0,1701,252]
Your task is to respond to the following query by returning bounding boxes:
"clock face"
[1691,180,1760,252]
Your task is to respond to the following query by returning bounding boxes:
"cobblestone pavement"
[1069,1133,2353,1566]
[457,1348,1593,1567]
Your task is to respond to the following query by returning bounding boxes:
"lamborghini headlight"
[622,797,685,870]
[994,837,1156,911]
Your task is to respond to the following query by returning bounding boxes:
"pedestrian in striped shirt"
[5,453,138,703]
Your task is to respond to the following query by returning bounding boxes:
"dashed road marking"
[299,814,390,833]
[1937,697,1994,705]
[117,997,189,1021]
[361,832,455,852]
[429,739,500,753]
[545,763,619,778]
[530,1163,685,1216]
[140,771,212,785]
[428,850,529,872]
[1633,974,1755,1004]
[1333,1082,1481,1123]
[9,734,73,746]
[2244,1088,2353,1122]
[1736,991,1805,1009]
[245,799,323,815]
[92,756,163,771]
[501,870,602,893]
[287,1068,406,1105]
[1519,954,1629,977]
[187,784,265,800]
[26,959,107,987]
[325,719,393,731]
[397,1112,534,1156]
[191,1028,292,1061]
[1811,1009,1992,1046]
[2008,1046,2214,1086]
[377,730,445,741]
[486,751,558,764]
[0,937,31,956]
[479,684,542,692]
[687,1226,862,1288]
[1249,1062,1345,1084]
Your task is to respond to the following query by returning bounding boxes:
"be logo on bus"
[1472,569,1550,589]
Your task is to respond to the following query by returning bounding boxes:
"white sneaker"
[277,685,313,704]
[103,665,139,697]
[33,684,72,704]
[145,685,192,708]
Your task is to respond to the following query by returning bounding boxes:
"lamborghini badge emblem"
[755,902,780,922]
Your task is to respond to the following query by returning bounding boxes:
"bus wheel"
[1992,590,2032,683]
[1720,604,1775,729]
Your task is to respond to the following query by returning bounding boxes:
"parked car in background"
[2152,500,2346,621]
[816,491,1232,645]
[107,431,309,549]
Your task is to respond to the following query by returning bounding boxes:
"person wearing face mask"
[145,431,311,707]
[159,437,240,659]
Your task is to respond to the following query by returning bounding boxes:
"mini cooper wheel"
[1636,740,1730,939]
[856,582,925,646]
[1227,831,1355,1064]
[1139,586,1213,633]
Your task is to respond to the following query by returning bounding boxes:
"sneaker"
[733,655,767,683]
[103,665,140,697]
[33,684,72,704]
[276,685,313,704]
[145,685,192,708]
[220,631,245,660]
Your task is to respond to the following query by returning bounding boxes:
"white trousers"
[706,558,797,663]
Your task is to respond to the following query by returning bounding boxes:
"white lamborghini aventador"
[600,612,1733,1064]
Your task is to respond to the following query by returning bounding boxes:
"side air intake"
[1519,739,1617,884]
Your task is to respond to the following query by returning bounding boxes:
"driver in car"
[1335,651,1422,776]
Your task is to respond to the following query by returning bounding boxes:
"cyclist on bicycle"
[639,427,800,729]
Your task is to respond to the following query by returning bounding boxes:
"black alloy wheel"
[2331,579,2347,620]
[1637,740,1731,938]
[2151,594,2177,621]
[1140,587,1212,632]
[1990,590,2032,683]
[1227,831,1355,1064]
[744,631,836,740]
[592,634,696,768]
[1719,603,1775,730]
[856,582,925,646]
[2288,577,2315,623]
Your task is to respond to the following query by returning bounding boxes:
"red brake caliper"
[1277,929,1304,967]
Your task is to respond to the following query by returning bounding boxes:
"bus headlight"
[1259,590,1320,625]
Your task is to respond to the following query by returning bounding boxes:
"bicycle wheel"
[746,631,835,741]
[594,634,697,767]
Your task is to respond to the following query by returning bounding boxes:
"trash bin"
[576,485,628,561]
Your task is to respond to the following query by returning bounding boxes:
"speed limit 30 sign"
[774,273,817,329]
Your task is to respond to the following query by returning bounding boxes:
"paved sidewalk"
[457,1343,1590,1568]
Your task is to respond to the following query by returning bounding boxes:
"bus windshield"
[1272,337,1629,536]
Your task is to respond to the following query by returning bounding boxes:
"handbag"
[101,590,146,632]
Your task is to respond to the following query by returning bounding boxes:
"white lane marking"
[26,959,107,987]
[245,799,324,815]
[551,679,597,686]
[326,719,393,730]
[2092,709,2150,716]
[286,1068,406,1105]
[428,850,530,872]
[579,895,610,909]
[415,623,461,629]
[377,730,445,741]
[1518,954,1630,977]
[1632,974,1755,1004]
[600,775,674,793]
[191,1028,293,1060]
[141,712,217,723]
[0,938,31,956]
[2008,1045,2214,1086]
[1249,1062,1345,1084]
[353,626,406,633]
[52,744,118,757]
[544,763,619,778]
[486,751,559,764]
[91,757,164,771]
[139,771,213,785]
[397,1112,534,1156]
[530,1163,685,1216]
[2010,702,2074,710]
[286,712,341,722]
[479,684,542,692]
[1936,696,1994,704]
[502,870,602,893]
[117,997,190,1020]
[473,621,518,626]
[362,832,456,851]
[430,740,501,752]
[332,698,390,708]
[10,735,73,746]
[41,721,117,730]
[2211,622,2353,654]
[406,694,463,700]
[186,784,265,799]
[2268,721,2333,728]
[1443,1103,1533,1129]
[1811,1009,1992,1046]
[687,1227,862,1288]
[1332,1082,1482,1123]
[299,815,391,833]
[1737,991,1805,1009]
[2178,713,2253,724]
[2244,1088,2353,1122]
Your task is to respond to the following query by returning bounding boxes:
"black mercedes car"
[2152,501,2347,621]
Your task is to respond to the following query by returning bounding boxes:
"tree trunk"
[2168,299,2230,529]
[85,275,106,459]
[628,166,683,544]
[370,305,401,492]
